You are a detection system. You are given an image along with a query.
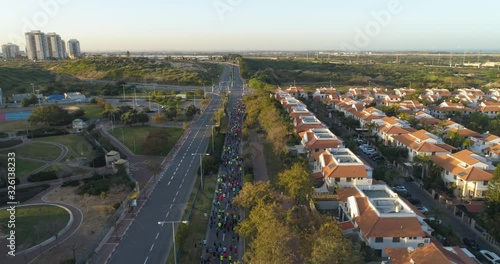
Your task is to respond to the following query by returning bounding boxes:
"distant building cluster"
[24,30,80,60]
[1,43,20,59]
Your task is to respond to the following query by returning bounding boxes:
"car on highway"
[415,205,429,214]
[462,237,479,251]
[480,250,500,264]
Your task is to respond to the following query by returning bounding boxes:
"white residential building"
[67,39,81,59]
[25,30,49,60]
[314,148,373,188]
[1,43,20,59]
[337,185,431,257]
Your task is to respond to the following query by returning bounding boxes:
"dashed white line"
[178,184,182,189]
[176,190,179,196]
[168,181,171,185]
[150,244,155,252]
[166,212,170,217]
[182,178,185,183]
[144,257,149,264]
[172,197,176,202]
[155,232,159,239]
[169,204,173,209]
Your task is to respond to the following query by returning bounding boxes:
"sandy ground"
[34,185,130,264]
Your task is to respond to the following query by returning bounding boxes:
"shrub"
[28,170,58,182]
[0,139,23,149]
[62,180,80,187]
[243,174,254,183]
[77,178,111,195]
[0,132,8,138]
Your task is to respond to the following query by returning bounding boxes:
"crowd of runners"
[200,99,246,264]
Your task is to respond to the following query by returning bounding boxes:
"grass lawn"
[167,174,217,264]
[110,126,184,156]
[0,121,45,133]
[34,134,94,161]
[0,142,62,161]
[262,139,286,184]
[0,205,70,251]
[0,157,45,180]
[78,104,104,120]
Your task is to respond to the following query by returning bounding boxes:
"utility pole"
[122,84,126,101]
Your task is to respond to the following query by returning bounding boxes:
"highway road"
[107,64,239,264]
[84,79,231,93]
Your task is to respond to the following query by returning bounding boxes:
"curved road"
[107,65,238,264]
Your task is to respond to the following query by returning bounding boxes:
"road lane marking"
[172,197,176,202]
[222,234,225,241]
[150,244,155,251]
[179,184,182,189]
[166,212,170,217]
[176,190,179,196]
[144,257,148,264]
[170,204,173,209]
[168,181,171,185]
[171,176,174,180]
[182,178,185,183]
[155,232,159,239]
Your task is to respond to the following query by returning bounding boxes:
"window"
[346,178,352,182]
[392,237,400,242]
[335,178,340,182]
[358,177,364,180]
[375,237,383,243]
[484,181,489,186]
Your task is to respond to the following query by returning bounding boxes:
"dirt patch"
[34,185,130,264]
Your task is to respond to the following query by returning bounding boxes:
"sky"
[1,0,500,52]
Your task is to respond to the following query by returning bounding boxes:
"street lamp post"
[192,153,209,189]
[158,220,188,264]
[206,125,219,153]
[122,84,126,101]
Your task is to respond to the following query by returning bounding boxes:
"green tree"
[413,155,431,179]
[28,105,72,126]
[232,181,279,209]
[482,164,500,241]
[185,104,199,118]
[137,111,149,125]
[278,162,313,204]
[121,110,138,126]
[311,221,363,264]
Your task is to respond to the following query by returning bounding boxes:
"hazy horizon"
[2,0,500,52]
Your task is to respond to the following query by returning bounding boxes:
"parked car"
[397,190,412,198]
[392,185,407,192]
[407,197,421,205]
[426,216,443,225]
[480,250,500,264]
[356,139,365,145]
[462,237,479,251]
[365,149,377,155]
[415,205,428,214]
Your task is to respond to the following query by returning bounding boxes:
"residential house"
[385,242,479,264]
[392,130,454,161]
[430,102,473,119]
[314,148,373,188]
[72,118,86,133]
[288,106,313,120]
[470,132,500,154]
[281,96,306,112]
[284,86,308,99]
[398,100,426,113]
[394,88,416,97]
[313,87,337,99]
[486,143,500,161]
[347,88,371,99]
[300,128,344,161]
[475,101,500,118]
[293,115,325,133]
[337,185,430,257]
[430,150,494,198]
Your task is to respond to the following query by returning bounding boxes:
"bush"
[77,178,111,195]
[28,170,58,182]
[62,180,80,187]
[88,152,106,167]
[27,128,68,139]
[0,132,8,138]
[0,139,23,149]
[113,202,121,210]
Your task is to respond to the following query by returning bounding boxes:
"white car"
[480,250,500,264]
[415,205,428,214]
[426,216,443,225]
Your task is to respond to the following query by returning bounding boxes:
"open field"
[0,142,62,161]
[110,126,184,156]
[34,185,131,264]
[0,157,45,180]
[0,205,70,251]
[78,104,104,120]
[240,57,500,89]
[34,134,94,161]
